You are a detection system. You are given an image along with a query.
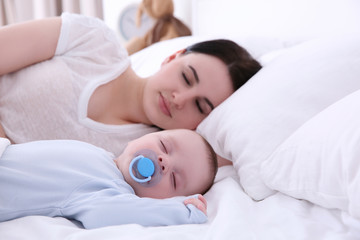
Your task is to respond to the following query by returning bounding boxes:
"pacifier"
[129,149,162,187]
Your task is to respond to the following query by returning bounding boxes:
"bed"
[1,0,360,239]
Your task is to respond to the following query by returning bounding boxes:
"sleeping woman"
[0,12,261,163]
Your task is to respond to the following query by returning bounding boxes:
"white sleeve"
[64,191,207,229]
[0,138,10,158]
[56,12,128,64]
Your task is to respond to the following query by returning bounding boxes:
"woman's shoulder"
[56,13,129,66]
[57,12,127,59]
[61,12,107,30]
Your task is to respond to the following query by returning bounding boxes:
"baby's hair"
[200,135,218,195]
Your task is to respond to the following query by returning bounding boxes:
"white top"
[0,139,207,228]
[0,13,158,155]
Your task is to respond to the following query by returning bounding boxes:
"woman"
[0,13,261,157]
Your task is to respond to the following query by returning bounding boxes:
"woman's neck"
[115,67,151,124]
[88,67,151,125]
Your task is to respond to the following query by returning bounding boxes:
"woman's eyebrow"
[188,65,199,83]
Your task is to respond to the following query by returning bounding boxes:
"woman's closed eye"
[196,99,204,114]
[182,72,191,86]
[196,98,214,115]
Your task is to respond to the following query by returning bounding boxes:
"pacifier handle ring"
[129,155,152,183]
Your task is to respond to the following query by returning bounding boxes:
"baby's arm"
[66,191,208,229]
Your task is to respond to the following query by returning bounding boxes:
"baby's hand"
[184,194,207,216]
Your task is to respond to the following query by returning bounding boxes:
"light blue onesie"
[0,140,206,229]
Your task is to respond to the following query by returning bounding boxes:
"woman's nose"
[172,91,193,110]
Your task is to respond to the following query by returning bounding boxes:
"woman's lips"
[159,93,172,117]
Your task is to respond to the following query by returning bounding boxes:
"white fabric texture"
[0,137,10,157]
[197,35,360,200]
[0,13,157,156]
[261,89,360,219]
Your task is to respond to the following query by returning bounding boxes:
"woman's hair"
[200,136,218,195]
[184,39,262,91]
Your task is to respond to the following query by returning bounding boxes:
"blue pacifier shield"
[137,157,155,177]
[129,149,162,187]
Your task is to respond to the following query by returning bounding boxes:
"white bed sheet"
[1,166,359,240]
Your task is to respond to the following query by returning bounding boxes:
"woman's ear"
[161,49,186,66]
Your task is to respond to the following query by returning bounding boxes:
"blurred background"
[0,0,192,45]
[1,0,359,54]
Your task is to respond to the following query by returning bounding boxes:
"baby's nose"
[158,156,169,174]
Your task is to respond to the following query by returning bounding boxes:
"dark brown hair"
[184,39,262,91]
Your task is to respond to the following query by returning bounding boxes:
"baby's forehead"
[163,129,199,138]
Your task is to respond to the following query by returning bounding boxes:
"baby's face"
[114,129,211,199]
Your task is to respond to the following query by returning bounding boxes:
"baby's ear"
[161,49,186,66]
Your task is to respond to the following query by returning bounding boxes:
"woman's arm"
[0,17,61,75]
[0,123,5,138]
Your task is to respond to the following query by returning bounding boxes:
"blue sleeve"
[64,191,207,229]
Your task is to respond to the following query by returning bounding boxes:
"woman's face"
[114,129,211,199]
[143,52,233,130]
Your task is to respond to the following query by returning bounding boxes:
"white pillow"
[197,35,360,200]
[260,89,360,218]
[130,36,205,77]
[130,35,286,77]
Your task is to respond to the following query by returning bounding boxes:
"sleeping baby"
[0,129,217,229]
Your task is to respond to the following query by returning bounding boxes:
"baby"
[0,129,218,229]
